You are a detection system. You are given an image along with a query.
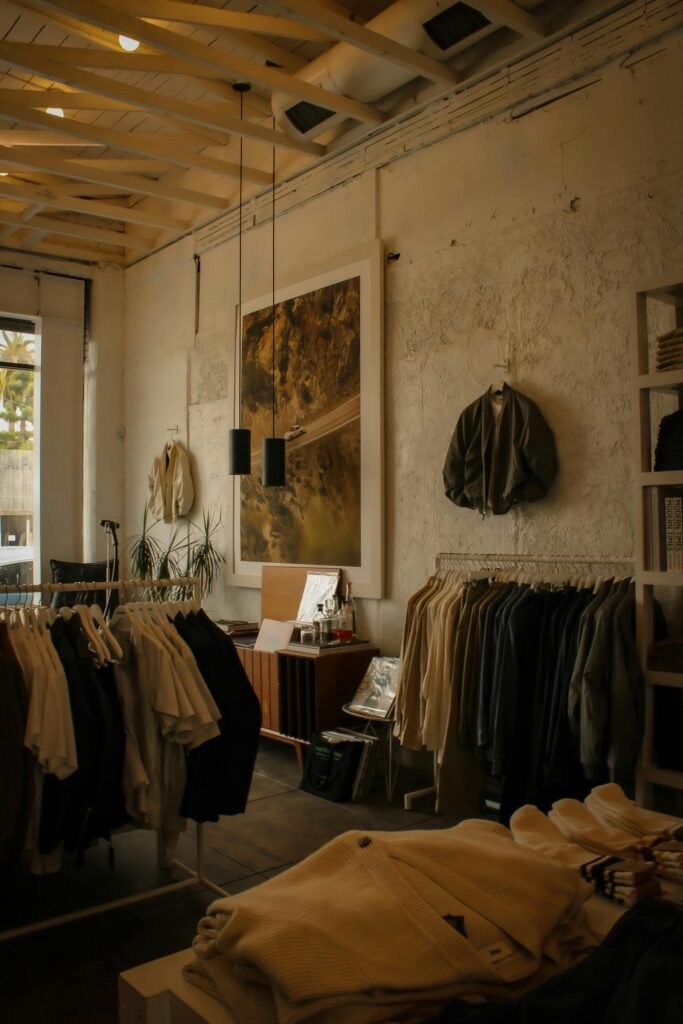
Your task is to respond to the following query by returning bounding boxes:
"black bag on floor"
[299,732,362,803]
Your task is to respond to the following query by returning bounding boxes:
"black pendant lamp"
[228,83,251,476]
[262,122,286,488]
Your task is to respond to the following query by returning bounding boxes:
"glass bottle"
[312,603,324,644]
[344,581,358,639]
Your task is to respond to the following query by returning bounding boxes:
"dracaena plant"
[128,506,225,600]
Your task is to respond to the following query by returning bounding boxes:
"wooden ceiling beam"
[0,46,324,157]
[268,0,459,86]
[9,0,248,105]
[115,0,328,42]
[12,237,129,263]
[465,0,546,37]
[0,205,153,248]
[0,145,229,208]
[0,177,188,229]
[34,0,384,125]
[0,98,273,183]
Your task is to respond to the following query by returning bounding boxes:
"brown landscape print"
[239,275,361,566]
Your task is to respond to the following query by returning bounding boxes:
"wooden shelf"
[638,370,683,392]
[646,670,683,689]
[640,471,683,486]
[641,766,683,791]
[639,571,683,585]
[635,273,683,808]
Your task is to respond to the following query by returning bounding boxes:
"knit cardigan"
[183,820,597,1024]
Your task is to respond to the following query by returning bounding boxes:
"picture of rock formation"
[239,275,361,566]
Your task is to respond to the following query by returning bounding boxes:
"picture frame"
[227,240,384,599]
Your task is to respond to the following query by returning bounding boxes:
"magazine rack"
[341,704,398,802]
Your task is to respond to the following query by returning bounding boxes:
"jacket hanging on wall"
[443,384,558,515]
[148,440,195,523]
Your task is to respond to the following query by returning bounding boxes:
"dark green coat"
[443,384,558,515]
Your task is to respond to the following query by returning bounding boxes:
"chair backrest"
[50,558,118,612]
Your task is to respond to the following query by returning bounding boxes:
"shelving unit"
[634,270,683,808]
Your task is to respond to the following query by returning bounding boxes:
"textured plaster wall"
[120,36,683,652]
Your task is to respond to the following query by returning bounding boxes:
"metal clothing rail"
[403,552,635,811]
[0,575,229,942]
[435,552,635,573]
[0,575,200,599]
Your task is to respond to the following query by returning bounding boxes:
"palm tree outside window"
[0,317,37,589]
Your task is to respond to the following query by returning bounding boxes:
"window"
[0,315,38,590]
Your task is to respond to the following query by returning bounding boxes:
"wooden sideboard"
[236,644,379,766]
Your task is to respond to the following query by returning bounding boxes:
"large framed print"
[228,240,383,599]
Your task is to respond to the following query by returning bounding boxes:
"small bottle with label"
[312,603,324,644]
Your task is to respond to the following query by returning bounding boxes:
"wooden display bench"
[234,565,379,767]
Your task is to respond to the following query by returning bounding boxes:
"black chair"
[50,558,118,612]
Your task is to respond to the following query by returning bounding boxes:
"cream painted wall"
[83,265,126,562]
[123,236,197,560]
[120,36,683,653]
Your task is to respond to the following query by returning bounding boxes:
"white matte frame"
[227,240,384,599]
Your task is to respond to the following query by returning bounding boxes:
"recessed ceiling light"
[0,172,7,177]
[118,34,140,52]
[46,107,64,118]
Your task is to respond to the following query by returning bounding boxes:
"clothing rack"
[403,552,635,811]
[0,575,229,942]
[435,552,635,574]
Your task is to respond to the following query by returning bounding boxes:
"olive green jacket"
[443,384,558,515]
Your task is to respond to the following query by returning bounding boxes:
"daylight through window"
[0,316,38,592]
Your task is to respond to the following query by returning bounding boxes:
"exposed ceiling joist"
[0,98,273,183]
[0,205,152,248]
[0,145,229,209]
[0,177,188,229]
[467,0,546,37]
[268,0,459,86]
[0,46,325,157]
[34,0,384,125]
[0,130,101,146]
[9,0,248,105]
[16,237,128,263]
[115,0,328,42]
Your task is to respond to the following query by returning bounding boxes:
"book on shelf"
[284,639,370,656]
[663,495,683,571]
[648,488,683,571]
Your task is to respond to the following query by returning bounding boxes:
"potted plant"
[128,506,225,600]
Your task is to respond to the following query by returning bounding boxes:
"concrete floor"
[0,739,456,1024]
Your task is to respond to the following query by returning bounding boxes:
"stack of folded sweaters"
[183,785,683,1024]
[656,327,683,371]
[511,783,683,904]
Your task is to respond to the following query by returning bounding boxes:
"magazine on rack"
[347,656,400,718]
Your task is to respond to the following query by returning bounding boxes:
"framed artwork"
[227,240,383,598]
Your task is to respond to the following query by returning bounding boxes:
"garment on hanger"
[174,610,261,821]
[0,622,33,874]
[394,569,643,821]
[147,439,195,523]
[443,385,558,516]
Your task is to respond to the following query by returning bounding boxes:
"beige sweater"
[184,820,597,1024]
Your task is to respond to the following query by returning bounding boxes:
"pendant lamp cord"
[271,119,276,440]
[237,91,244,430]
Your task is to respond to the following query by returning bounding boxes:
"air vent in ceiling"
[284,100,335,134]
[423,2,491,50]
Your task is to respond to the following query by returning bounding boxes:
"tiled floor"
[0,739,455,1024]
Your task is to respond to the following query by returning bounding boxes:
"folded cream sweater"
[184,820,597,1024]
